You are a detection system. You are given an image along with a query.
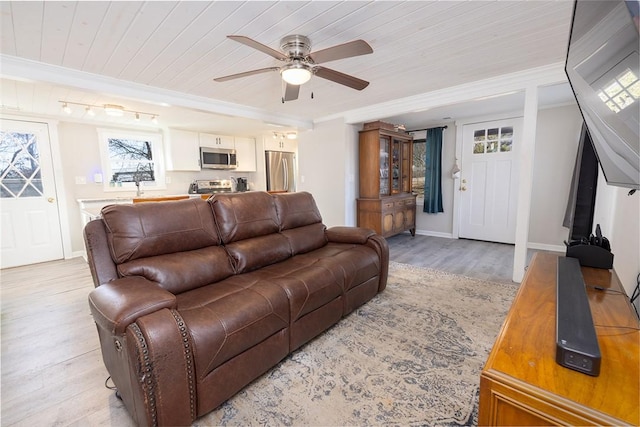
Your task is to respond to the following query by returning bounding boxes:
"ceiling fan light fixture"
[281,62,312,85]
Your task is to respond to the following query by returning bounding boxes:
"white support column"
[512,86,539,283]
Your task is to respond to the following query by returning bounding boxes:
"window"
[97,129,165,191]
[0,131,43,198]
[473,127,513,154]
[412,138,426,196]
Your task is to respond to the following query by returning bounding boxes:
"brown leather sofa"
[84,191,389,426]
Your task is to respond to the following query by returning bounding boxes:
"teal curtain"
[423,127,444,213]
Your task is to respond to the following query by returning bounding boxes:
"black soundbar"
[556,256,601,376]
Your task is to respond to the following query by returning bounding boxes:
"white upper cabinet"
[165,129,200,171]
[234,137,257,172]
[199,133,235,149]
[166,129,257,172]
[264,137,297,152]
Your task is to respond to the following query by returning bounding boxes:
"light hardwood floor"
[0,234,530,426]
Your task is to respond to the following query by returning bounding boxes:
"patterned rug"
[197,262,518,426]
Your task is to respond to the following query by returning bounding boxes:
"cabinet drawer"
[382,201,395,211]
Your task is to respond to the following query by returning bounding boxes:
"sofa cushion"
[224,234,291,274]
[273,192,328,255]
[273,191,323,229]
[101,198,220,264]
[176,276,290,378]
[117,246,235,294]
[210,192,280,243]
[295,242,381,292]
[233,257,344,321]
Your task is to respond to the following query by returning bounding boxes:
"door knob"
[47,197,55,203]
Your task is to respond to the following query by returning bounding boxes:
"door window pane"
[0,131,43,198]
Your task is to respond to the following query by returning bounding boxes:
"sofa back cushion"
[117,246,235,294]
[101,198,221,264]
[210,192,291,273]
[211,192,280,242]
[273,192,328,255]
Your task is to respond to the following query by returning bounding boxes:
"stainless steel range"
[188,179,233,195]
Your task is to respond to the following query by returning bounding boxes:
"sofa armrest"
[325,226,376,244]
[88,277,176,335]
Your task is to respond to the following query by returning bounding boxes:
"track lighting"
[273,131,297,140]
[104,104,124,116]
[58,100,159,124]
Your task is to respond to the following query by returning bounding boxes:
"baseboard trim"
[414,229,454,239]
[528,242,565,253]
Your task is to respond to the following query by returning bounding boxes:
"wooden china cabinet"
[357,122,416,237]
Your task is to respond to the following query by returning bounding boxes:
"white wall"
[297,118,358,227]
[528,104,584,250]
[593,174,640,298]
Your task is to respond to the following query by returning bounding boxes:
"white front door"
[459,118,522,244]
[1,119,63,268]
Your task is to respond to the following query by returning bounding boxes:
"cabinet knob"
[47,197,55,203]
[460,186,467,192]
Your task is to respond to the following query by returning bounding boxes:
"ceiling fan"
[214,35,373,102]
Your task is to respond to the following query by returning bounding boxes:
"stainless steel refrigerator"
[265,150,296,192]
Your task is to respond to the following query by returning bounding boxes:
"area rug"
[197,262,518,426]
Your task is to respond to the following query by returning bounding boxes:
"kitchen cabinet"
[165,129,200,171]
[199,133,235,149]
[357,122,416,237]
[264,137,297,152]
[234,136,257,172]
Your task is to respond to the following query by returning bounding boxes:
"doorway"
[1,119,64,268]
[458,118,522,244]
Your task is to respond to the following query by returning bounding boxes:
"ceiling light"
[286,132,297,140]
[281,61,312,85]
[104,104,124,116]
[58,100,159,123]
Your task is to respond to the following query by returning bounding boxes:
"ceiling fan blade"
[314,67,369,91]
[214,67,279,82]
[308,40,373,64]
[283,83,300,102]
[227,35,288,61]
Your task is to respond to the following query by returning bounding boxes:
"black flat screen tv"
[565,0,640,190]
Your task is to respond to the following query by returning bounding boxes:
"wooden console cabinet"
[357,123,416,237]
[479,252,639,426]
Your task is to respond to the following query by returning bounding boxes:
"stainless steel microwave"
[200,147,237,169]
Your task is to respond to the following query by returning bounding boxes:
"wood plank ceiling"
[0,1,575,133]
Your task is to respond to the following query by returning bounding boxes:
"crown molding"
[316,62,568,125]
[0,54,314,130]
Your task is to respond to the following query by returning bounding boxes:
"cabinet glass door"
[401,140,412,193]
[391,138,401,194]
[379,136,390,195]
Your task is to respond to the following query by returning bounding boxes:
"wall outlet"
[75,176,86,185]
[93,173,103,183]
[165,176,172,184]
